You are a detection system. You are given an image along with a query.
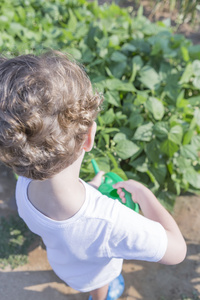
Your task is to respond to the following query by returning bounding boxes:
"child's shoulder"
[83,180,125,222]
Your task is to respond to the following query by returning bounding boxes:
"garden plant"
[0,0,200,212]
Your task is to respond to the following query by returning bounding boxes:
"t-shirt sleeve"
[106,200,168,262]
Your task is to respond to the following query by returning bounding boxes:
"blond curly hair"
[0,51,103,180]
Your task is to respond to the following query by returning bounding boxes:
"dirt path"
[0,163,200,300]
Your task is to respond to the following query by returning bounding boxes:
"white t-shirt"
[16,176,167,292]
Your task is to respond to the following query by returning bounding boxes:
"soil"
[0,1,200,299]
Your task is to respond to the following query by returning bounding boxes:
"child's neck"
[28,152,86,221]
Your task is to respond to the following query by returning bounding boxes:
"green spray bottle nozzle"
[91,159,100,175]
[91,159,139,213]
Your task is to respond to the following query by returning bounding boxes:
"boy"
[0,51,186,300]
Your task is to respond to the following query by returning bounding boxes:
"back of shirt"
[16,176,167,292]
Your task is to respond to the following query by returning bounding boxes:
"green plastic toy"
[91,159,139,213]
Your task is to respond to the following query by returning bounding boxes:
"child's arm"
[113,180,187,265]
[87,171,105,189]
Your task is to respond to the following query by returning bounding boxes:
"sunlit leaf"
[115,140,140,159]
[145,97,165,120]
[139,66,161,90]
[133,122,154,142]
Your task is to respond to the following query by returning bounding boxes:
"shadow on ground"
[0,242,199,300]
[0,269,85,300]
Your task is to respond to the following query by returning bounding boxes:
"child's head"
[0,50,103,180]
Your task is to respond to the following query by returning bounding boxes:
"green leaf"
[104,128,119,134]
[120,127,134,139]
[101,108,115,125]
[91,76,107,92]
[9,22,25,36]
[105,79,136,92]
[153,122,169,140]
[129,113,144,130]
[191,135,200,151]
[159,62,172,81]
[145,97,165,120]
[188,44,200,60]
[146,169,159,191]
[113,133,127,143]
[180,145,198,160]
[139,66,160,90]
[176,91,188,109]
[102,133,109,145]
[183,130,194,145]
[74,23,89,39]
[192,60,200,76]
[121,43,136,52]
[97,36,109,50]
[109,35,120,47]
[86,25,103,50]
[15,6,26,23]
[158,191,175,212]
[133,122,154,142]
[149,163,167,185]
[179,63,193,84]
[188,95,200,106]
[183,168,200,189]
[168,125,183,145]
[95,157,110,173]
[160,140,179,157]
[130,155,148,173]
[134,92,148,106]
[115,140,140,160]
[174,156,191,173]
[109,61,127,79]
[164,74,180,101]
[68,8,77,32]
[111,167,128,180]
[194,108,200,126]
[146,140,162,163]
[81,46,94,63]
[111,51,127,62]
[99,48,108,58]
[132,55,143,70]
[129,55,143,83]
[104,90,120,107]
[67,48,82,60]
[193,76,200,89]
[181,46,190,62]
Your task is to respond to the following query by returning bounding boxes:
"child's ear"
[83,122,97,152]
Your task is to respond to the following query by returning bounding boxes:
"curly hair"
[0,51,103,180]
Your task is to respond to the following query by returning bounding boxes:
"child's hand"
[113,180,147,205]
[88,171,105,189]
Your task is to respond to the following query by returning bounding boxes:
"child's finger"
[113,180,138,203]
[115,187,126,203]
